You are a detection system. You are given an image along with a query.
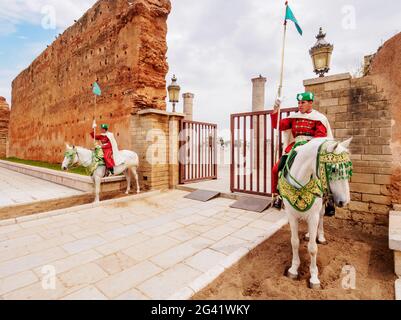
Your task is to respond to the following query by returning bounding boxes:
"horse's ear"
[326,141,339,153]
[340,137,353,150]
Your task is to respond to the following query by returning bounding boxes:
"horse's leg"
[308,211,321,289]
[130,166,140,194]
[287,213,300,279]
[317,207,327,245]
[124,168,131,195]
[93,172,101,203]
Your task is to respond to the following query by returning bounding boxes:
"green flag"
[285,4,303,36]
[92,82,102,96]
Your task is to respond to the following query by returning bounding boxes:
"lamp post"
[167,75,181,113]
[309,27,334,77]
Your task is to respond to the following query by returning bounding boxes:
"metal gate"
[230,108,298,196]
[179,120,217,184]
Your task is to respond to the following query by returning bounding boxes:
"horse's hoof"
[309,282,321,290]
[287,270,298,280]
[317,239,328,245]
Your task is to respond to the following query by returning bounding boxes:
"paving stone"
[138,263,201,300]
[95,252,138,275]
[33,249,103,276]
[184,249,227,273]
[150,237,213,269]
[57,263,108,290]
[62,236,106,255]
[100,224,141,241]
[122,235,180,261]
[0,234,44,251]
[210,236,248,255]
[95,233,150,256]
[202,225,237,241]
[0,247,68,278]
[95,261,163,299]
[142,222,183,237]
[231,226,268,241]
[166,228,200,242]
[0,271,39,296]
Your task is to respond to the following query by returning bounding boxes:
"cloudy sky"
[0,0,400,132]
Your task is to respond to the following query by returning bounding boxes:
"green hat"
[101,124,109,130]
[297,92,315,102]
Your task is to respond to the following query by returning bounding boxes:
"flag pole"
[93,94,97,146]
[274,1,289,164]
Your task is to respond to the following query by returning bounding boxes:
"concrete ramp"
[184,190,221,202]
[230,196,272,213]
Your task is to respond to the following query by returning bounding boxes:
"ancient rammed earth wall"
[368,32,401,205]
[0,97,10,158]
[9,0,171,163]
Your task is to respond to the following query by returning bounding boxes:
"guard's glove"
[274,97,283,110]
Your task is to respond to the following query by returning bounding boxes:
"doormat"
[184,190,221,202]
[230,196,272,213]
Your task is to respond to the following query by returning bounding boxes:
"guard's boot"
[325,198,336,217]
[273,197,283,210]
[108,168,114,177]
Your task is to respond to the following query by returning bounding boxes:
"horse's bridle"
[64,148,80,169]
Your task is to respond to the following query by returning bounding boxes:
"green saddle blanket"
[87,146,106,175]
[278,140,323,212]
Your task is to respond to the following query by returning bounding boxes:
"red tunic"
[270,111,328,194]
[271,112,328,153]
[90,132,116,169]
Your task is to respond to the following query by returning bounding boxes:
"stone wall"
[304,73,393,226]
[8,0,171,164]
[0,97,10,158]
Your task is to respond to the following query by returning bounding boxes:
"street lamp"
[167,75,181,113]
[309,27,334,77]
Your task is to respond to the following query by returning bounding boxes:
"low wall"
[0,160,127,193]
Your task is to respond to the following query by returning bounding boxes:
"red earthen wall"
[369,32,401,204]
[8,0,171,163]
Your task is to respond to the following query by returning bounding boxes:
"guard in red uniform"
[272,92,334,212]
[90,124,115,175]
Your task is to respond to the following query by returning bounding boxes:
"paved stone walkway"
[0,190,287,300]
[0,167,83,207]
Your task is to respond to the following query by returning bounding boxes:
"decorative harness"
[64,146,105,175]
[278,140,353,212]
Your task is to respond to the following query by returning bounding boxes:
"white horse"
[279,137,352,289]
[62,144,140,203]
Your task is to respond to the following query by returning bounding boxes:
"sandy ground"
[194,218,396,300]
